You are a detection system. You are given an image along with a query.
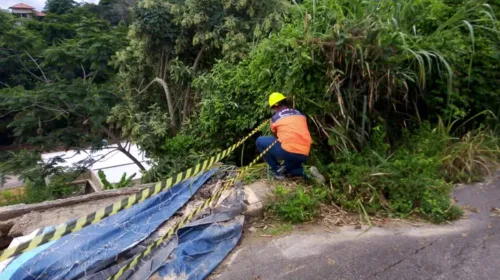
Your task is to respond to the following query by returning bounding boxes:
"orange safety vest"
[270,108,312,156]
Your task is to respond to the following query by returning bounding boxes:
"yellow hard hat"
[269,92,286,107]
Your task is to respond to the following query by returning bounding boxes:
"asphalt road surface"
[212,173,500,280]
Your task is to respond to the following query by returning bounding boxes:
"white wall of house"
[10,8,32,14]
[11,8,30,13]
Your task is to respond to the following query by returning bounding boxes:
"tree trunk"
[133,76,177,134]
[182,87,192,124]
[154,77,177,134]
[159,52,177,134]
[182,48,204,123]
[117,142,146,171]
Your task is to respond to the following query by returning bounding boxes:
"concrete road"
[212,174,500,280]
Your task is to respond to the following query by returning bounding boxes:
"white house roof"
[41,143,151,184]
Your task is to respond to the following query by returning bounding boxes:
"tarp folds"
[93,184,247,280]
[1,169,218,280]
[144,185,247,280]
[1,169,246,280]
[154,216,244,280]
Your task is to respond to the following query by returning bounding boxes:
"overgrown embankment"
[1,0,499,222]
[268,125,499,223]
[182,0,500,223]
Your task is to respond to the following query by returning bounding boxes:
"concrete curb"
[243,180,276,217]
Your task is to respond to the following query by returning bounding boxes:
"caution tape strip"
[0,121,269,262]
[109,140,278,280]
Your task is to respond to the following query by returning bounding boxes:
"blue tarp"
[144,185,246,280]
[2,169,218,280]
[155,215,244,280]
[83,184,247,280]
[0,227,56,279]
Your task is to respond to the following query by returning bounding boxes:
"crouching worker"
[256,92,324,183]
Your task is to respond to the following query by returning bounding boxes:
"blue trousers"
[256,136,307,177]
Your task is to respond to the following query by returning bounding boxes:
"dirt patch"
[9,212,42,237]
[0,219,15,233]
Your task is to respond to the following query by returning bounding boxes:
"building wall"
[10,8,33,19]
[11,8,32,14]
[74,170,103,192]
[89,170,104,191]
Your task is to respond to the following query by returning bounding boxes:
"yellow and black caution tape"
[0,121,269,262]
[109,140,278,280]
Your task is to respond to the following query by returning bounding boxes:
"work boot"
[309,166,325,184]
[273,173,285,181]
[271,167,285,180]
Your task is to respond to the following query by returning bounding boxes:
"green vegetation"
[440,126,500,183]
[268,185,327,223]
[270,123,498,223]
[0,1,138,199]
[0,188,25,206]
[195,0,499,222]
[0,180,84,207]
[45,0,78,15]
[23,178,84,203]
[98,170,135,190]
[259,222,293,236]
[328,124,465,222]
[0,0,499,222]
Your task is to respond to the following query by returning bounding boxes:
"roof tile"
[9,3,35,10]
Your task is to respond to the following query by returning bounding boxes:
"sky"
[1,0,99,11]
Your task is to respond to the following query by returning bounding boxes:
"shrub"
[23,180,54,204]
[98,170,136,189]
[21,174,83,204]
[268,185,327,223]
[327,124,464,222]
[0,190,24,206]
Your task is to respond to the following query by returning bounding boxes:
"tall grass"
[441,129,500,183]
[190,0,499,222]
[295,0,497,154]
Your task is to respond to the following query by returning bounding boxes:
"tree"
[98,0,135,25]
[108,0,288,179]
[45,0,77,15]
[0,9,142,189]
[0,12,43,91]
